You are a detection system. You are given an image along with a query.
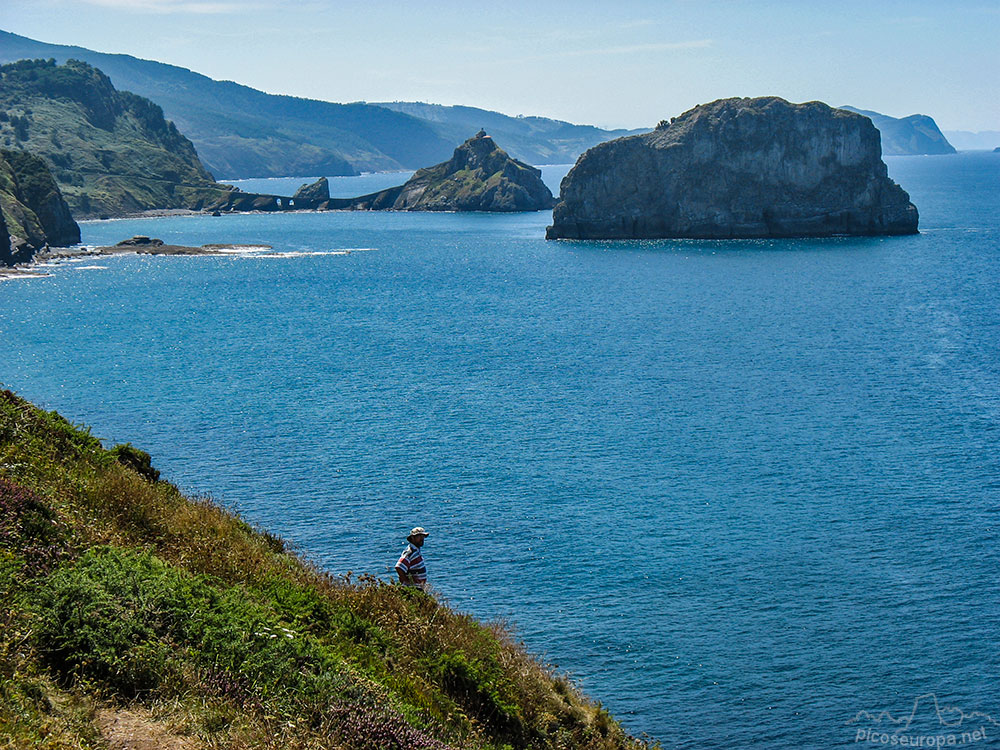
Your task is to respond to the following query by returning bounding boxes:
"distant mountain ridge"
[375,101,647,167]
[0,30,451,179]
[0,30,639,178]
[840,106,955,155]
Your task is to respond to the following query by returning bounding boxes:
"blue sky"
[2,0,997,131]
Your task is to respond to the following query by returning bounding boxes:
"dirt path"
[95,709,204,750]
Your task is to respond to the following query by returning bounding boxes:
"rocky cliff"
[547,97,919,240]
[0,149,79,266]
[0,201,9,266]
[839,106,955,155]
[0,58,227,217]
[347,131,553,212]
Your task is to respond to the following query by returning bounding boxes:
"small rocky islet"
[547,97,919,240]
[208,130,554,214]
[346,129,554,212]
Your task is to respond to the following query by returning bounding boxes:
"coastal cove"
[2,153,999,746]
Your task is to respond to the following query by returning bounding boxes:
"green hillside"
[0,58,228,217]
[0,388,650,750]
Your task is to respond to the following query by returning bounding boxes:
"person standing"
[395,527,429,589]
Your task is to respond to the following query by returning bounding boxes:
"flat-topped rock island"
[547,97,919,240]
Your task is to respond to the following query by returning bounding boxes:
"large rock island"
[346,130,554,212]
[547,97,919,240]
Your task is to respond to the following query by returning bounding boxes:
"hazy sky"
[2,0,997,131]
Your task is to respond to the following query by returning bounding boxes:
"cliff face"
[2,149,79,247]
[0,202,9,266]
[547,97,919,240]
[350,131,554,212]
[0,59,226,217]
[0,149,79,266]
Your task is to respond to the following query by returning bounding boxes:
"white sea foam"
[206,245,274,254]
[0,272,53,281]
[254,248,375,258]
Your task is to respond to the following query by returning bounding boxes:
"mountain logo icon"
[847,693,999,732]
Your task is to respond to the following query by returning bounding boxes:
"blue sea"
[2,154,999,747]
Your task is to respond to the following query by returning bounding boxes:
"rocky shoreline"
[0,236,273,281]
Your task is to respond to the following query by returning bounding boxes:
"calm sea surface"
[2,154,999,747]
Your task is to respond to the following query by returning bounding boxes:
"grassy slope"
[0,390,650,750]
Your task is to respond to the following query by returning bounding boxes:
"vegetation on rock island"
[0,389,652,750]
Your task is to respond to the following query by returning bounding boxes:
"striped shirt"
[395,543,427,585]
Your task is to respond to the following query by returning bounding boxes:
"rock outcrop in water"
[204,134,553,215]
[547,97,919,240]
[2,149,79,246]
[346,131,554,212]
